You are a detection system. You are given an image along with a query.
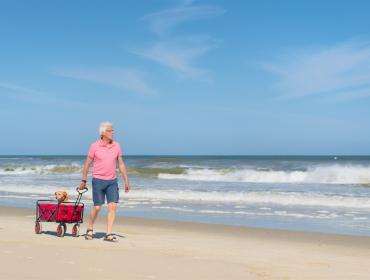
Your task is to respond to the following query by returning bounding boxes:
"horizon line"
[1,154,370,157]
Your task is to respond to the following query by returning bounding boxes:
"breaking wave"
[0,165,185,176]
[158,165,370,185]
[2,163,370,185]
[0,164,82,175]
[2,184,370,209]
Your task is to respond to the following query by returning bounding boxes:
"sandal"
[85,229,93,240]
[104,234,118,242]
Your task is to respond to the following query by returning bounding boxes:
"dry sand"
[1,206,370,280]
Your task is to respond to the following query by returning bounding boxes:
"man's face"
[103,126,114,140]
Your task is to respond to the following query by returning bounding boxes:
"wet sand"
[1,206,370,279]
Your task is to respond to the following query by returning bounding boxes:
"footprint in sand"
[88,267,104,272]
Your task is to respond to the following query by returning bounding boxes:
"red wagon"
[35,188,88,237]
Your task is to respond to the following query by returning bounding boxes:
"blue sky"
[1,0,370,155]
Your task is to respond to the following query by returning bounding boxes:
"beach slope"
[1,207,370,280]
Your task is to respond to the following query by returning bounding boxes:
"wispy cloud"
[261,39,370,100]
[142,1,225,36]
[0,82,39,94]
[332,87,370,101]
[54,67,156,96]
[133,37,216,80]
[0,80,150,113]
[0,81,47,104]
[0,81,90,108]
[135,1,224,80]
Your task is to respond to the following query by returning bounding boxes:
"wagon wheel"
[57,224,65,237]
[72,224,80,237]
[35,222,42,234]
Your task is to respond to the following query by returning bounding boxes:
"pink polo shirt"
[87,140,122,180]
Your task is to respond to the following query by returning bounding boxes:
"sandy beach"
[0,206,369,279]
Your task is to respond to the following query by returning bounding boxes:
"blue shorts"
[92,178,119,206]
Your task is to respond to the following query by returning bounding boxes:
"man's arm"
[79,156,93,190]
[118,156,130,192]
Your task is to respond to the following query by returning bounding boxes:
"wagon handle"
[76,187,88,194]
[71,187,89,222]
[75,187,88,206]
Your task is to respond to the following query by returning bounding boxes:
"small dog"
[55,191,69,203]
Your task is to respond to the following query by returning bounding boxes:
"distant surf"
[1,155,370,236]
[158,165,370,185]
[2,162,370,185]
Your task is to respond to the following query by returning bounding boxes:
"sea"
[1,155,370,236]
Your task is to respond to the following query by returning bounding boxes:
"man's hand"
[124,183,130,193]
[79,181,87,190]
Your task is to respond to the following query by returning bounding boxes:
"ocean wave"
[1,185,370,209]
[0,164,186,177]
[142,157,184,164]
[0,184,81,195]
[0,164,83,175]
[158,165,370,185]
[124,189,370,209]
[127,167,186,177]
[0,157,26,160]
[2,162,370,185]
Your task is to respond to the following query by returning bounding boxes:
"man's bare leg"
[107,202,117,235]
[88,205,101,230]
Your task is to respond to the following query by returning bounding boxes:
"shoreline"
[2,154,370,239]
[2,205,370,243]
[2,202,370,238]
[1,206,370,279]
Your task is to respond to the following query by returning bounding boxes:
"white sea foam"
[0,194,48,200]
[3,163,370,185]
[2,184,370,209]
[151,207,327,219]
[0,163,83,175]
[158,165,370,184]
[152,206,195,212]
[0,185,92,204]
[123,189,370,209]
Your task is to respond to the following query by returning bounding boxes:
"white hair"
[99,121,113,136]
